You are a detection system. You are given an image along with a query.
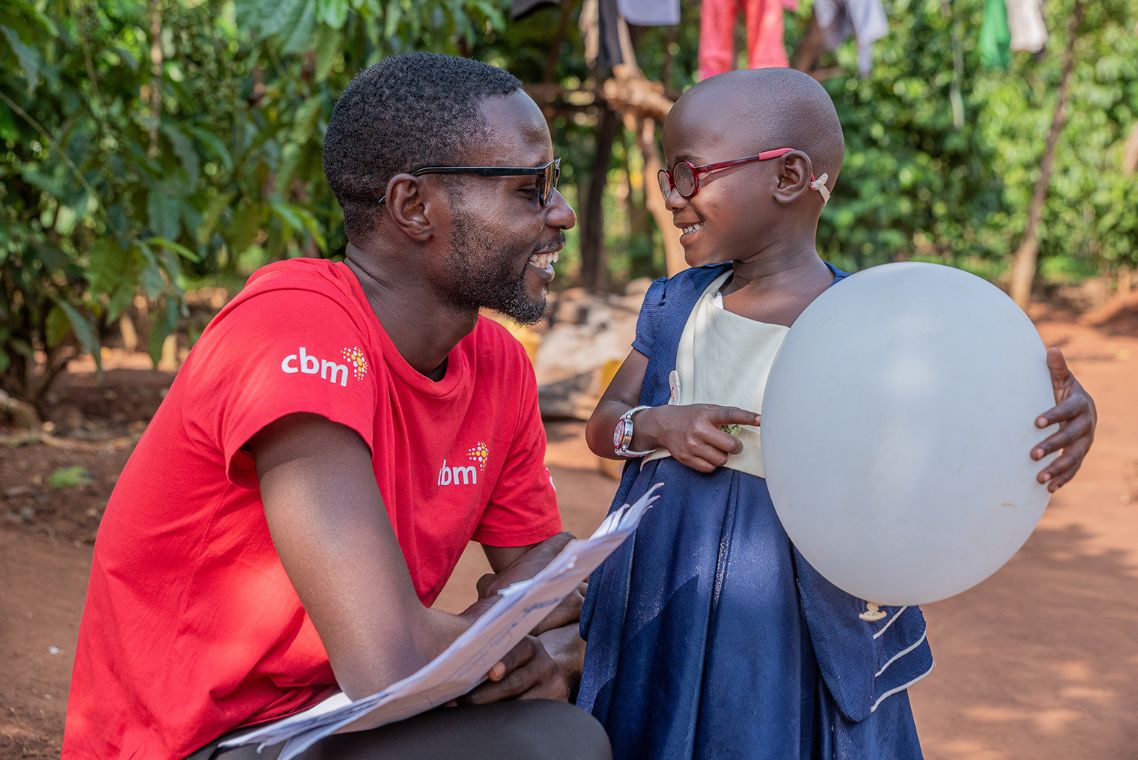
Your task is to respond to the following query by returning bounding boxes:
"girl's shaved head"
[671,68,845,193]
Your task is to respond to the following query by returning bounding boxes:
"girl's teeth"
[683,224,701,235]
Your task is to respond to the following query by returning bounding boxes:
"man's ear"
[383,174,436,241]
[772,151,813,205]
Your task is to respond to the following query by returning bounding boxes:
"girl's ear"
[771,151,813,205]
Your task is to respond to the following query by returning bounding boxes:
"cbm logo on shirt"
[280,346,367,387]
[438,442,490,487]
[437,459,478,486]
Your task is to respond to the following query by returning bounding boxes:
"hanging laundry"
[813,0,888,76]
[511,0,560,21]
[699,0,789,80]
[1007,0,1047,52]
[619,0,680,26]
[597,0,626,69]
[979,0,1011,68]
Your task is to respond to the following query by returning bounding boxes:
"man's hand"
[1032,347,1097,492]
[461,533,587,704]
[459,635,571,703]
[473,533,582,634]
[638,404,759,473]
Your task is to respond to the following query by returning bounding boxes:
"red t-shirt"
[62,258,560,758]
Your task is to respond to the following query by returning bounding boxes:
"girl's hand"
[1032,347,1097,492]
[638,404,760,473]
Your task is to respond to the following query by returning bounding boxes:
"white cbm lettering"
[321,359,348,387]
[299,347,318,374]
[437,459,478,486]
[280,347,348,387]
[452,465,477,485]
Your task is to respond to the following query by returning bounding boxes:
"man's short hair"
[323,53,523,242]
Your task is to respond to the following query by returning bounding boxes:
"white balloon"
[761,262,1057,605]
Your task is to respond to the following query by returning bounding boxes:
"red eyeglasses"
[658,148,830,204]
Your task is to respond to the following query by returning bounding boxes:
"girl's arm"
[585,349,651,458]
[586,349,760,473]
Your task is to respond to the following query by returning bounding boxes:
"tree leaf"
[317,0,349,28]
[271,201,305,234]
[140,261,165,300]
[290,96,323,143]
[197,191,236,247]
[51,299,100,364]
[274,142,303,195]
[313,24,342,78]
[1,26,42,94]
[87,238,141,301]
[145,236,201,263]
[282,0,318,54]
[147,187,183,240]
[187,125,233,173]
[45,304,71,348]
[260,0,309,41]
[383,0,403,39]
[147,297,181,365]
[160,123,200,185]
[285,203,327,249]
[0,98,19,141]
[228,199,265,255]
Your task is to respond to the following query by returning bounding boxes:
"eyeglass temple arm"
[696,148,794,174]
[378,162,556,205]
[699,148,829,204]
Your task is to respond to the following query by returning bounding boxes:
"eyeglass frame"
[658,148,830,204]
[377,157,561,207]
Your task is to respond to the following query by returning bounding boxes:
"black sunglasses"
[378,158,561,207]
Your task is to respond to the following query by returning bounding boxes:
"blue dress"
[578,263,934,760]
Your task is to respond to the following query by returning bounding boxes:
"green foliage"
[48,465,94,488]
[813,0,1136,278]
[0,0,510,407]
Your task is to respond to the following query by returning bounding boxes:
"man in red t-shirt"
[64,54,610,759]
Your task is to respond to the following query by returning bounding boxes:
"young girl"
[577,68,1097,760]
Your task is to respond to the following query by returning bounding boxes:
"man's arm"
[250,413,470,701]
[251,412,578,709]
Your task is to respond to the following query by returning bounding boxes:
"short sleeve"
[473,359,561,547]
[630,276,668,359]
[185,288,379,488]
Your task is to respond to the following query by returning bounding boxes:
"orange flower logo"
[467,441,489,472]
[340,346,369,381]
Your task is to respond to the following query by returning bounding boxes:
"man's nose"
[546,188,577,230]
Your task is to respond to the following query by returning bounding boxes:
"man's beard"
[442,211,548,325]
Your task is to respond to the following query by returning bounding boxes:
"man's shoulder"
[213,259,364,325]
[239,258,351,300]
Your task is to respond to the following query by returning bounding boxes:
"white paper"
[221,483,661,759]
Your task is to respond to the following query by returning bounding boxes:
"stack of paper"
[221,483,662,759]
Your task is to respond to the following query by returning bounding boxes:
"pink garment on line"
[699,0,789,80]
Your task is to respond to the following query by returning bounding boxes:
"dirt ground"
[2,307,1136,759]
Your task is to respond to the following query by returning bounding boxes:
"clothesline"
[518,0,1052,82]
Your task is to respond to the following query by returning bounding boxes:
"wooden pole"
[1008,0,1084,308]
